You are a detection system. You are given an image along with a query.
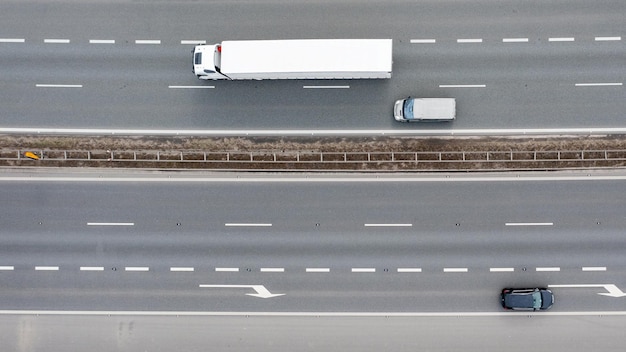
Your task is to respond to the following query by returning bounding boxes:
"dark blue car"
[501,288,554,310]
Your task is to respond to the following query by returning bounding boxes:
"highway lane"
[1,171,625,312]
[0,0,624,130]
[2,314,625,352]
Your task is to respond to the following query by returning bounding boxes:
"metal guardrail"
[4,149,626,164]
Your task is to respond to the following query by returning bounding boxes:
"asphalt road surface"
[0,0,624,131]
[1,170,626,351]
[1,170,625,312]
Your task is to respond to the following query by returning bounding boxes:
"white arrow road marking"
[199,284,285,298]
[549,284,626,297]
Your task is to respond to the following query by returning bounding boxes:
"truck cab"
[193,44,229,80]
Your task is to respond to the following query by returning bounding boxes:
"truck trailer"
[193,39,393,80]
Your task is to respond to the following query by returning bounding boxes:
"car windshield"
[403,99,414,119]
[532,291,542,309]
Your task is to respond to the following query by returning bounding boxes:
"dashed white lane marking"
[582,266,607,271]
[215,267,239,272]
[0,266,15,271]
[397,268,422,273]
[364,223,412,227]
[439,84,486,88]
[306,268,330,273]
[303,86,350,89]
[444,268,468,273]
[170,267,195,272]
[352,268,376,273]
[225,223,272,227]
[260,268,285,272]
[44,39,70,44]
[80,267,104,271]
[536,267,560,272]
[575,83,623,87]
[135,40,161,45]
[35,266,59,271]
[89,39,115,44]
[502,38,529,43]
[505,222,553,226]
[490,267,514,272]
[549,37,575,42]
[125,267,149,272]
[87,222,134,226]
[410,39,436,44]
[457,38,483,43]
[0,38,25,43]
[36,84,82,88]
[595,36,621,41]
[181,40,206,45]
[168,85,215,89]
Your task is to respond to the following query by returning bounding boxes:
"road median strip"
[2,134,626,171]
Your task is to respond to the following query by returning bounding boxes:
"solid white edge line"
[352,268,376,273]
[1,310,626,317]
[595,36,621,41]
[0,266,15,271]
[549,37,575,42]
[7,127,626,136]
[169,86,215,89]
[397,268,422,273]
[215,268,239,272]
[36,84,83,88]
[0,38,25,43]
[536,267,560,272]
[303,86,350,89]
[135,40,161,44]
[225,223,272,227]
[582,267,607,271]
[80,267,104,271]
[410,39,436,44]
[44,39,70,44]
[306,268,330,273]
[87,222,134,226]
[260,268,285,272]
[170,267,195,272]
[490,268,514,272]
[89,39,115,44]
[457,39,483,43]
[502,38,529,42]
[5,175,626,183]
[35,266,59,271]
[439,84,486,88]
[444,268,468,273]
[125,267,149,272]
[505,222,553,226]
[364,223,412,227]
[575,83,622,87]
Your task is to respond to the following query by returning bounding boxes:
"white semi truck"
[193,39,393,80]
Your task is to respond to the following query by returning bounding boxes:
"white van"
[394,97,456,122]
